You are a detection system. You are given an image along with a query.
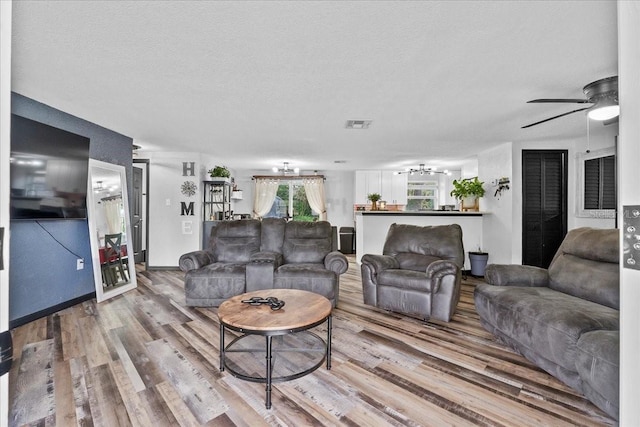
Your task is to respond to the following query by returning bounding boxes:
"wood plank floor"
[9,258,617,426]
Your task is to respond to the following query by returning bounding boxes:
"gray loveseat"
[474,227,619,419]
[179,218,348,307]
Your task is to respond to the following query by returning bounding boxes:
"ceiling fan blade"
[603,116,619,126]
[521,107,591,129]
[527,99,592,104]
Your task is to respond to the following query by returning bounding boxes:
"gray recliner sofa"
[179,218,348,307]
[474,227,619,419]
[360,223,464,322]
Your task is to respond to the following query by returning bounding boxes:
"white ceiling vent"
[345,120,372,129]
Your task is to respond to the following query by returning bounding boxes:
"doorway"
[522,150,568,268]
[132,160,149,265]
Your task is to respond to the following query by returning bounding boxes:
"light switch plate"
[623,205,640,270]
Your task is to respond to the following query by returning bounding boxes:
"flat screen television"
[10,114,90,220]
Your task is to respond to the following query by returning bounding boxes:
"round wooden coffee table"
[217,289,332,409]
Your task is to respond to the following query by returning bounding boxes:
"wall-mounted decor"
[181,181,197,197]
[623,205,640,270]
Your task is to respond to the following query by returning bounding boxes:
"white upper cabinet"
[354,170,381,204]
[381,171,408,205]
[355,170,407,205]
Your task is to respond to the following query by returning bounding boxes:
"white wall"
[476,123,617,265]
[0,2,11,425]
[508,127,617,264]
[618,1,640,423]
[143,151,204,267]
[324,170,355,228]
[140,157,356,267]
[228,168,355,230]
[460,158,478,179]
[478,143,513,263]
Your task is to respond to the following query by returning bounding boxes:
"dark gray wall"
[10,93,133,323]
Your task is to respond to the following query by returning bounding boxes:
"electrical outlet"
[77,259,84,270]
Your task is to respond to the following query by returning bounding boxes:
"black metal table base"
[220,315,332,409]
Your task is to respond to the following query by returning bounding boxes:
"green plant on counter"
[450,177,485,200]
[367,193,382,203]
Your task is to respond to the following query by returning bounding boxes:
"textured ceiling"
[11,1,618,171]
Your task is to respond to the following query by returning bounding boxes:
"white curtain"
[253,178,280,218]
[303,177,327,221]
[104,197,122,234]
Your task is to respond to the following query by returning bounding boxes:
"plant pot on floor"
[469,251,489,277]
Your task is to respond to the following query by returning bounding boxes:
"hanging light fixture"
[587,95,620,121]
[394,164,451,176]
[272,162,300,175]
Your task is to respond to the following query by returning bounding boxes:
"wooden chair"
[104,233,129,285]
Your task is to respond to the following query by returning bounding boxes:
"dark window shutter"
[601,155,616,209]
[584,158,601,209]
[584,155,616,210]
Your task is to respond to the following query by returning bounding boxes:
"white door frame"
[0,2,12,426]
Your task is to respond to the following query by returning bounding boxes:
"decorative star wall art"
[181,180,197,197]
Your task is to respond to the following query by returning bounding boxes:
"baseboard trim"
[10,292,96,329]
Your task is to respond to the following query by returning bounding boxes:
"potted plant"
[367,193,382,211]
[450,177,485,211]
[208,165,231,182]
[469,249,489,277]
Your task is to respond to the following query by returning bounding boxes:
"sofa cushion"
[548,227,619,309]
[474,284,619,373]
[184,263,247,301]
[274,263,336,300]
[282,221,332,264]
[378,269,435,292]
[395,253,442,272]
[382,223,464,268]
[211,220,261,263]
[260,217,286,253]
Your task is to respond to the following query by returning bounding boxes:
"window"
[577,147,616,218]
[406,180,438,211]
[264,181,318,221]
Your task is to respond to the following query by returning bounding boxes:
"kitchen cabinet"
[355,170,408,206]
[354,171,382,204]
[381,171,408,205]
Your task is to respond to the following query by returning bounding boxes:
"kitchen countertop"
[356,210,488,216]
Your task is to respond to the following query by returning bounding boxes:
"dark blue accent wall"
[10,93,133,323]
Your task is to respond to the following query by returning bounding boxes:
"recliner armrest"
[484,264,550,287]
[426,259,460,293]
[179,250,215,272]
[361,254,400,275]
[324,251,349,275]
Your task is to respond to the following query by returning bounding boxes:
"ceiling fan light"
[588,104,619,121]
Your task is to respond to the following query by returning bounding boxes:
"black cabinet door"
[522,150,568,268]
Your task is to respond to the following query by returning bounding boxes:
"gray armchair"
[360,223,464,322]
[179,219,348,307]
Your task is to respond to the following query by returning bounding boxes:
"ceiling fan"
[522,76,619,129]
